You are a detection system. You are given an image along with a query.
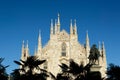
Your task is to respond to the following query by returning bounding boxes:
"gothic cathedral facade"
[21,14,107,78]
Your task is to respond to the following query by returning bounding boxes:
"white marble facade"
[21,14,107,78]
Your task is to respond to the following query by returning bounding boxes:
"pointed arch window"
[61,42,66,56]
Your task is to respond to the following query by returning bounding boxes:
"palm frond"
[14,60,23,65]
[0,58,4,63]
[49,72,56,80]
[20,59,26,64]
[59,63,69,72]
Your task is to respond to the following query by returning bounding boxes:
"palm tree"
[11,69,23,80]
[68,59,91,80]
[50,59,92,80]
[11,56,48,80]
[106,63,120,80]
[0,58,9,80]
[50,59,104,80]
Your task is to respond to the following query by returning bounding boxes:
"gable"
[57,30,70,41]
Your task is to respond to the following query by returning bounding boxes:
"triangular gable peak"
[57,29,70,41]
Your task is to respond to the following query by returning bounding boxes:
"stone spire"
[98,41,103,66]
[102,42,105,50]
[70,19,73,34]
[25,40,29,57]
[73,19,77,35]
[57,13,60,33]
[21,40,25,60]
[86,31,90,49]
[85,31,90,63]
[20,40,25,68]
[50,19,54,34]
[37,30,42,55]
[98,41,101,53]
[26,40,29,49]
[101,41,105,58]
[101,42,107,65]
[55,19,57,34]
[21,40,29,61]
[101,41,107,77]
[57,13,60,26]
[34,46,37,56]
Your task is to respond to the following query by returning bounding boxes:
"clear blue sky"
[0,0,120,74]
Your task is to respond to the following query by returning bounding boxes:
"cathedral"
[21,14,107,78]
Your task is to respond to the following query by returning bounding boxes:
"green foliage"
[49,59,104,80]
[0,58,9,80]
[53,59,92,80]
[107,63,120,80]
[87,71,102,80]
[11,56,48,80]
